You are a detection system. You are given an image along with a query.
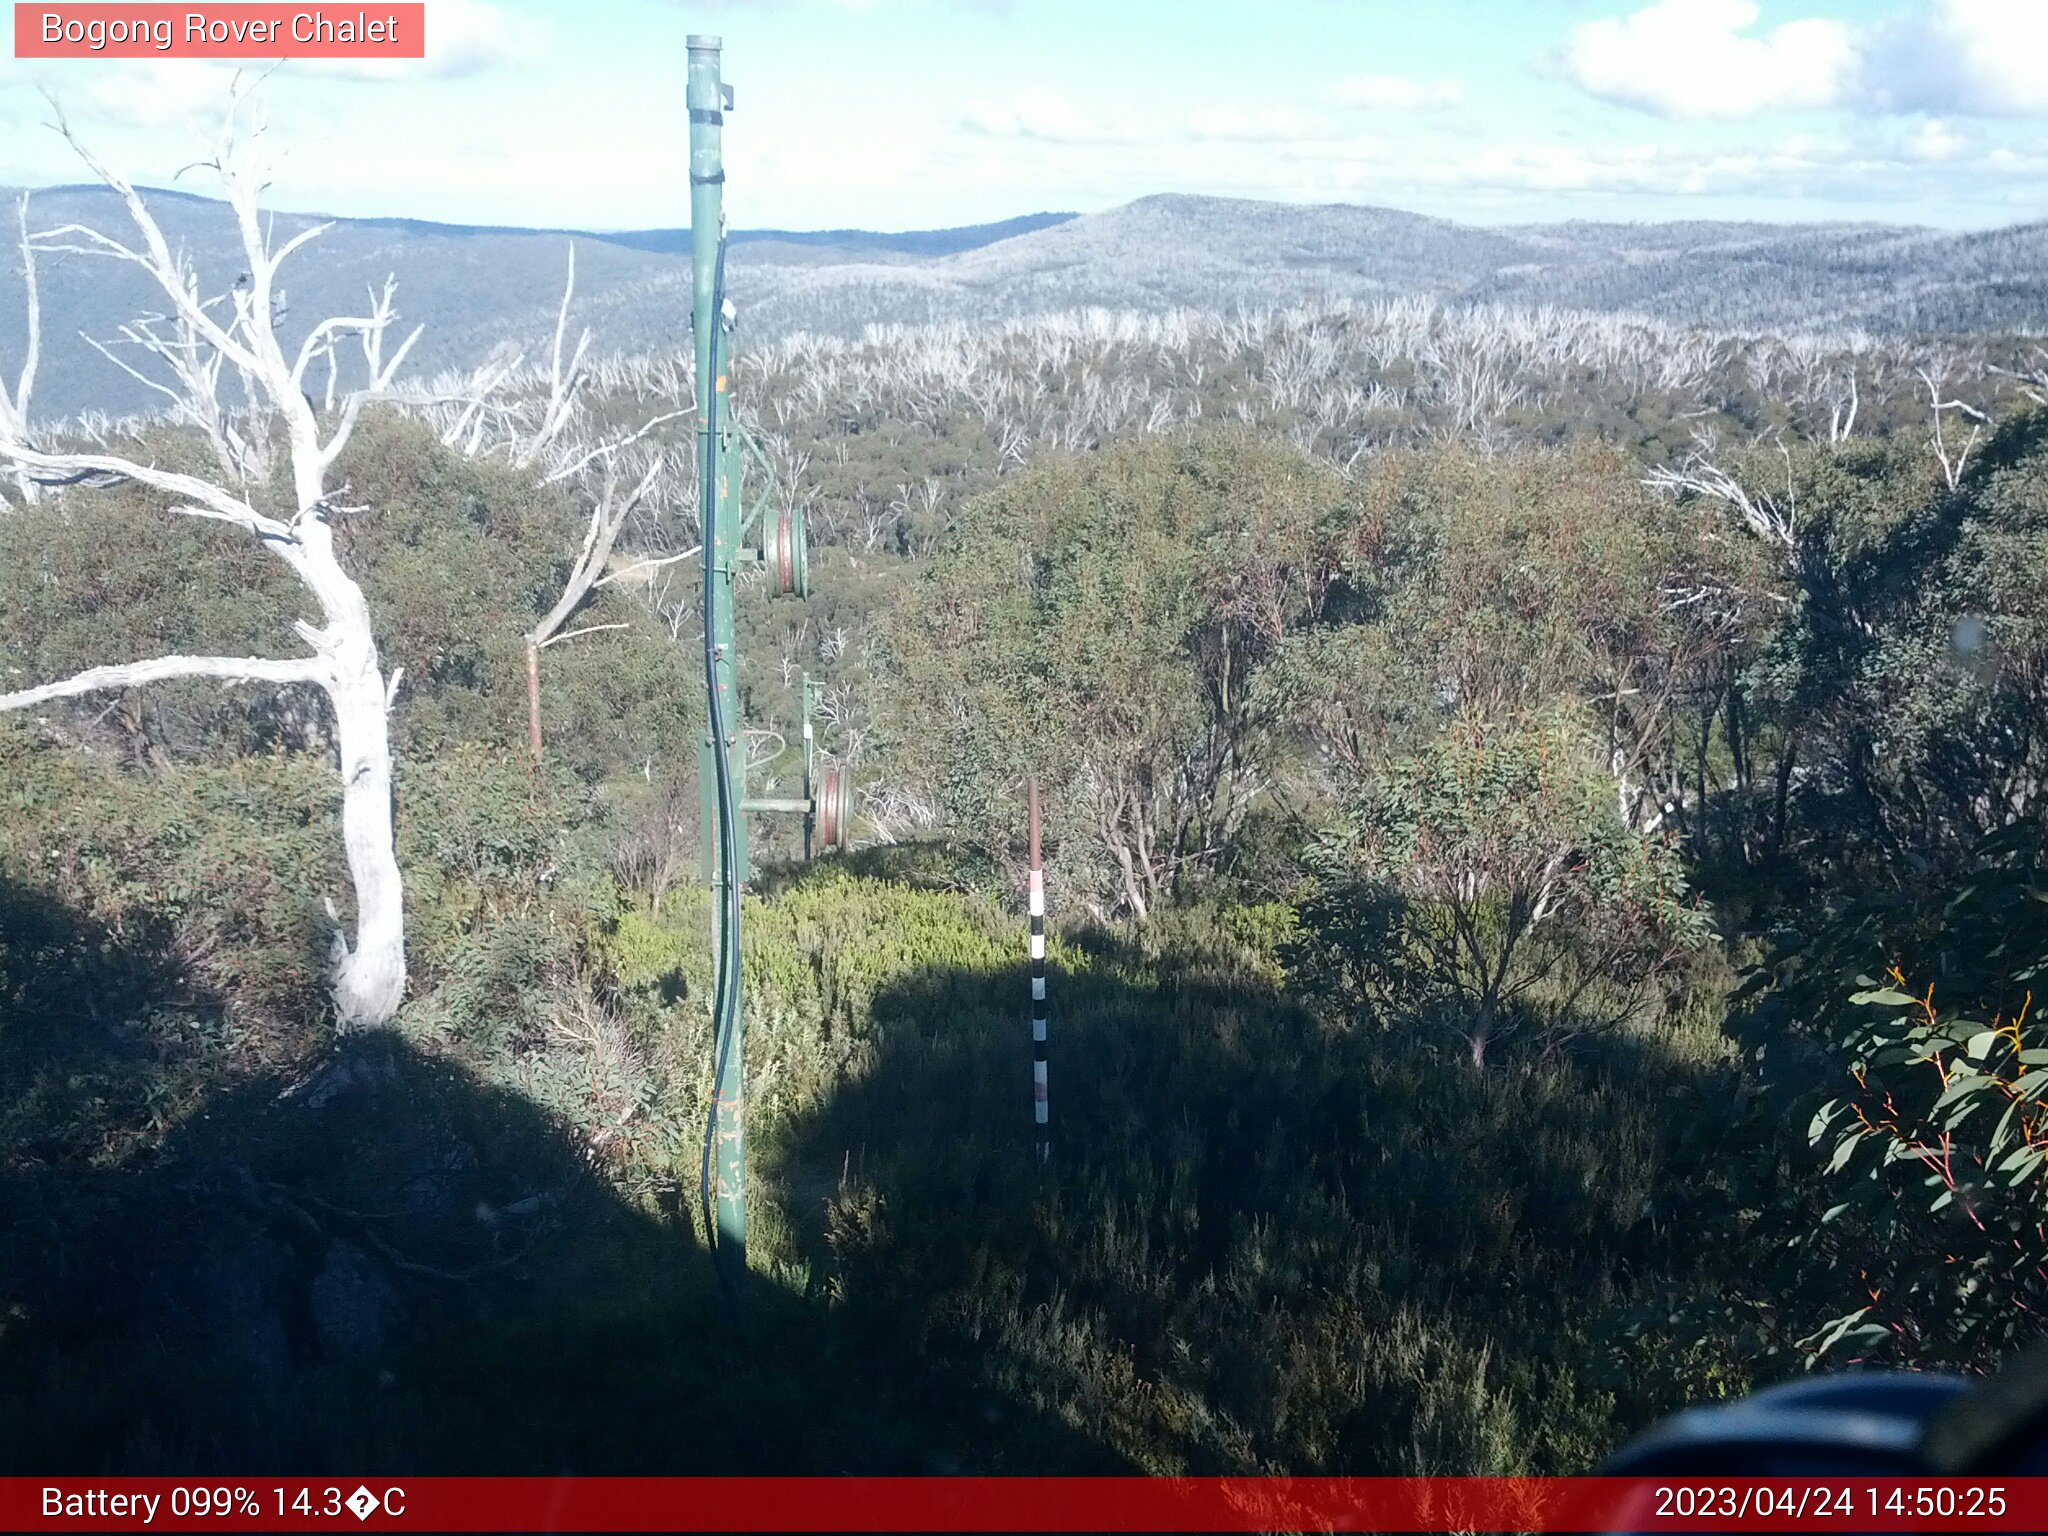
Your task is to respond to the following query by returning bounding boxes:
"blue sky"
[3,0,2046,231]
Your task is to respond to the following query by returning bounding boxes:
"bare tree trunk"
[1097,781,1151,921]
[0,192,40,504]
[523,444,668,763]
[1770,740,1797,869]
[1,94,421,1029]
[1726,671,1754,866]
[329,631,406,1025]
[279,445,409,1026]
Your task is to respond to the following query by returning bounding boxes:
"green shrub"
[1737,823,2048,1369]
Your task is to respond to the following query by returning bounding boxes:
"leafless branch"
[595,545,701,589]
[538,622,629,650]
[1,444,291,539]
[1918,363,1987,492]
[0,651,327,711]
[1646,434,1797,549]
[0,192,40,503]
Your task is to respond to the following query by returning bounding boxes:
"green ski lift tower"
[688,34,849,1273]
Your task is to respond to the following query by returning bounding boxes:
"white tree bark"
[0,652,325,707]
[1917,362,1987,493]
[0,192,39,505]
[0,94,417,1029]
[1645,434,1798,551]
[524,447,666,760]
[466,247,685,762]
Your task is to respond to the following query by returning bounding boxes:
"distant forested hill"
[2,186,2041,422]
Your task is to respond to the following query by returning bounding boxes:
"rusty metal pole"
[1028,777,1049,1165]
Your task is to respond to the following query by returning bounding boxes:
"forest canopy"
[3,204,2045,1468]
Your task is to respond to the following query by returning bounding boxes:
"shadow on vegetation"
[0,871,1123,1475]
[761,894,1743,1476]
[3,864,1735,1476]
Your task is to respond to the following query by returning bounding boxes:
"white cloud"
[1857,0,2048,116]
[960,89,1151,144]
[289,0,540,82]
[962,93,1414,151]
[1903,117,1971,161]
[1184,107,1344,143]
[1326,75,1464,111]
[17,58,235,133]
[1563,0,1855,119]
[1565,0,2048,122]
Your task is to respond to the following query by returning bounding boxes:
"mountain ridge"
[3,187,2041,422]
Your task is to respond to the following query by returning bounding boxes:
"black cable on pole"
[697,229,743,1309]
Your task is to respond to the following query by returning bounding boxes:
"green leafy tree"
[1280,447,1720,1067]
[878,429,1352,915]
[1299,711,1705,1069]
[1659,415,2048,890]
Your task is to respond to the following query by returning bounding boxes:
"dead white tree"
[1989,346,2048,407]
[0,192,39,505]
[1827,368,1859,445]
[389,247,590,469]
[0,95,417,1028]
[522,445,670,761]
[1646,433,1799,552]
[519,246,593,470]
[387,242,690,762]
[431,340,525,455]
[1918,362,1988,493]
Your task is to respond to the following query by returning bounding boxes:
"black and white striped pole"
[1028,776,1050,1165]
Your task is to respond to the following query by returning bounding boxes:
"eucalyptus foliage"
[1734,823,2048,1367]
[878,429,1353,916]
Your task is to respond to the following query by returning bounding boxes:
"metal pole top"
[687,34,722,50]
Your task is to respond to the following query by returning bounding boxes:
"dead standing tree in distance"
[0,192,39,505]
[0,91,418,1028]
[523,442,671,760]
[395,243,690,763]
[516,247,689,762]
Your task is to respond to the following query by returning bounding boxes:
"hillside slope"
[2,187,2041,422]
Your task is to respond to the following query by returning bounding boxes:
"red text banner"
[4,1477,2048,1532]
[14,5,426,59]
